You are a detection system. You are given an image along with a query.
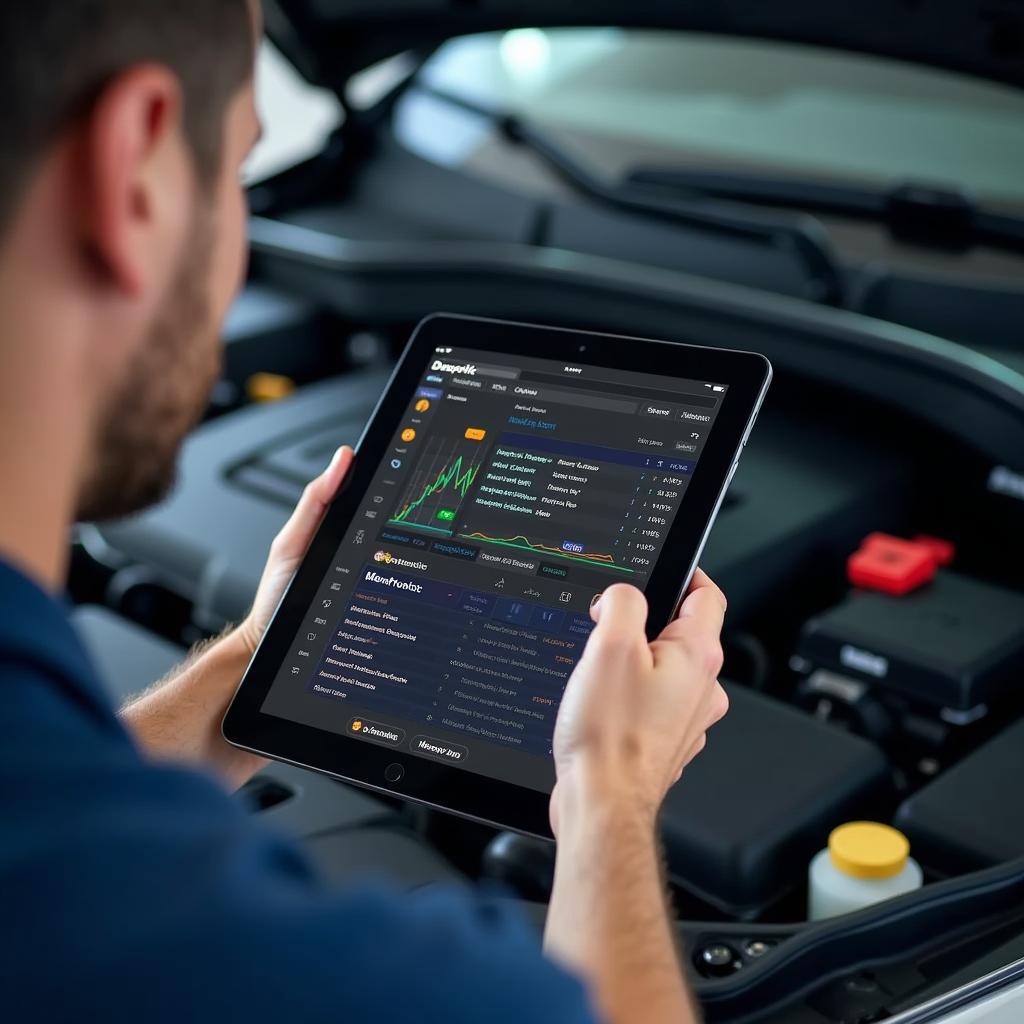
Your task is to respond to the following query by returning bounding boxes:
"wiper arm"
[415,83,844,306]
[626,166,1024,256]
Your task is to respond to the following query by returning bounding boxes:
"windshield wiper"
[626,166,1024,256]
[415,83,845,306]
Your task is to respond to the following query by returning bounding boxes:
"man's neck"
[0,154,113,594]
[0,302,94,594]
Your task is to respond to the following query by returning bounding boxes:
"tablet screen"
[260,344,728,793]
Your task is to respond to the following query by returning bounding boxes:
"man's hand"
[121,446,354,789]
[237,445,354,657]
[545,572,729,1024]
[551,573,728,835]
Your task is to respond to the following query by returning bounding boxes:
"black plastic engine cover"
[660,684,891,919]
[797,571,1024,712]
[895,716,1024,876]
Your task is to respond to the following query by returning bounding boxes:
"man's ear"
[80,65,190,297]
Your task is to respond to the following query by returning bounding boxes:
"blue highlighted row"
[497,431,693,474]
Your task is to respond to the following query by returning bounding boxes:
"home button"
[384,762,405,783]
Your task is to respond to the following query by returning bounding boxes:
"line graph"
[390,437,481,533]
[459,532,635,573]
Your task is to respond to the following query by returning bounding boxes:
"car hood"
[263,0,1024,93]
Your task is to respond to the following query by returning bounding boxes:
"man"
[0,2,729,1022]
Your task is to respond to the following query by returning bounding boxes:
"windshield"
[417,29,1024,213]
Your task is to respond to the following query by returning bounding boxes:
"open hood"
[263,0,1024,95]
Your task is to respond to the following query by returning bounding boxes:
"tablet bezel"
[223,313,771,839]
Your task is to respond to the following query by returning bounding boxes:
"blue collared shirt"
[0,558,593,1023]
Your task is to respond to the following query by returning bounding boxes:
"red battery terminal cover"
[847,533,956,596]
[911,534,956,567]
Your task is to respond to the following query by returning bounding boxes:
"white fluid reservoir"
[809,821,923,921]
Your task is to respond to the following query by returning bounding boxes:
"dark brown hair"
[0,0,254,230]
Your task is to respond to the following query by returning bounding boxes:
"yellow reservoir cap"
[247,372,296,403]
[829,822,910,880]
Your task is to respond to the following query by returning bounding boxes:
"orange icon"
[401,428,417,442]
[351,720,363,732]
[464,427,487,441]
[415,399,430,412]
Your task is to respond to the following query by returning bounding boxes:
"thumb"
[275,446,354,559]
[585,584,649,658]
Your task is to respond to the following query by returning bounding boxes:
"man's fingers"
[688,568,725,608]
[682,569,727,618]
[310,445,354,503]
[651,569,726,672]
[708,682,730,726]
[669,570,727,634]
[273,446,354,557]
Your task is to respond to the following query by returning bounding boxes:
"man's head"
[0,1,260,520]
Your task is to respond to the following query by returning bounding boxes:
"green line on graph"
[385,520,453,536]
[393,454,479,525]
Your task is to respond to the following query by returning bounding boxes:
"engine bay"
[65,11,1024,1016]
[68,281,1024,1020]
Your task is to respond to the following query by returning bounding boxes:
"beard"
[76,212,222,523]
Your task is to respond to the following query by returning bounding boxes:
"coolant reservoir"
[809,822,922,920]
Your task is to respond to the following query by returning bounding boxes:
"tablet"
[224,314,771,838]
